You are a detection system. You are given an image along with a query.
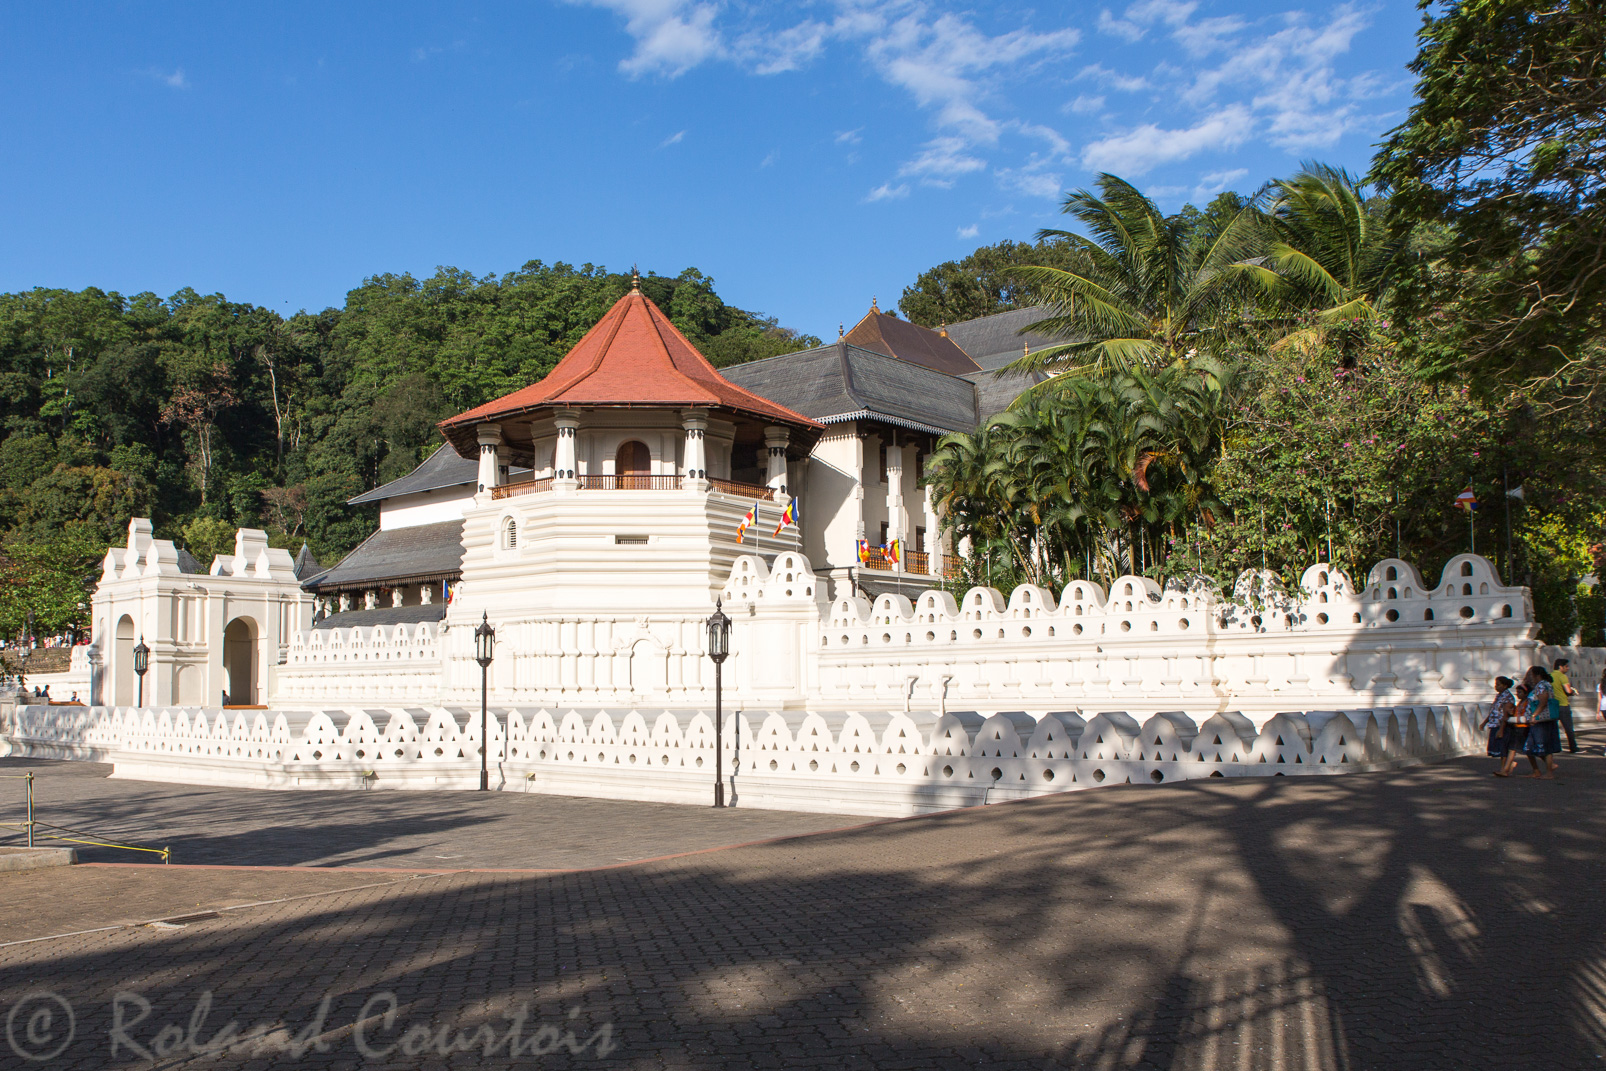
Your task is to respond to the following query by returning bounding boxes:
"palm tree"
[1006,174,1263,378]
[1238,163,1404,359]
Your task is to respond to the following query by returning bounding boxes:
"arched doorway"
[222,617,256,706]
[615,440,651,489]
[114,615,135,706]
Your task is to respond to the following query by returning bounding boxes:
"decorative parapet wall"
[276,622,443,704]
[8,698,1490,817]
[808,555,1543,725]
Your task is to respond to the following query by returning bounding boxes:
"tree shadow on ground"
[2,738,1604,1069]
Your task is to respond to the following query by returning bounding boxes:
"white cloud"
[1067,94,1106,115]
[995,168,1063,199]
[957,223,979,238]
[835,127,863,145]
[863,13,1079,144]
[574,0,724,79]
[146,67,189,89]
[760,149,779,167]
[1182,5,1374,150]
[660,129,686,147]
[1194,167,1248,198]
[1081,105,1253,175]
[864,182,910,203]
[897,136,987,187]
[1077,63,1149,93]
[738,19,831,74]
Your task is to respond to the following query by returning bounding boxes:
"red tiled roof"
[440,288,821,441]
[844,307,981,377]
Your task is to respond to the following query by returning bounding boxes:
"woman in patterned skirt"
[1487,676,1517,772]
[1520,666,1562,779]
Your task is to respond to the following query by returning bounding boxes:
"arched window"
[502,517,518,550]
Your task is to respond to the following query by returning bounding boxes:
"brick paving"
[1,727,1605,1068]
[0,756,863,868]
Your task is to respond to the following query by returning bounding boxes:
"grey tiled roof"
[312,604,448,630]
[302,520,466,593]
[347,444,529,506]
[292,544,323,580]
[176,548,204,575]
[723,341,979,436]
[944,306,1061,371]
[962,367,1042,419]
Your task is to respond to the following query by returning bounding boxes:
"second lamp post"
[474,612,495,791]
[706,598,731,807]
[133,636,150,707]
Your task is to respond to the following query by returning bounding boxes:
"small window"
[615,535,648,545]
[878,443,888,484]
[502,518,517,550]
[880,521,889,546]
[915,527,926,553]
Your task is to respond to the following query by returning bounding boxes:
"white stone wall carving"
[275,623,443,703]
[804,555,1546,724]
[8,699,1490,816]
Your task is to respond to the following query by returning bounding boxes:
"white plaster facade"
[79,520,315,709]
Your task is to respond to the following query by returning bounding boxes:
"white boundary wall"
[7,700,1491,817]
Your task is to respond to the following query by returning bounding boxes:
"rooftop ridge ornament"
[870,296,879,313]
[630,265,641,292]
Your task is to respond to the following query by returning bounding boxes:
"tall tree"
[899,239,1082,327]
[1008,176,1261,378]
[1373,0,1606,388]
[1238,164,1404,362]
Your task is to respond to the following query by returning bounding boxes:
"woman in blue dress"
[1487,676,1517,771]
[1520,666,1562,779]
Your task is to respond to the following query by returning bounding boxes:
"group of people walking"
[1487,657,1593,778]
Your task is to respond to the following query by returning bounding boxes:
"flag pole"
[1469,490,1475,555]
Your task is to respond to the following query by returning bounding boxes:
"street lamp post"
[474,612,496,791]
[133,637,150,707]
[706,598,731,807]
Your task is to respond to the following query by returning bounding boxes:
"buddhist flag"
[736,502,757,543]
[884,538,901,565]
[773,496,799,536]
[1454,485,1477,510]
[856,539,871,564]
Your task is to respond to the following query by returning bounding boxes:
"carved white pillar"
[764,426,790,502]
[420,584,433,605]
[885,440,907,571]
[391,588,405,608]
[924,484,942,577]
[338,592,352,613]
[553,411,579,494]
[476,423,503,495]
[681,411,708,490]
[363,590,378,611]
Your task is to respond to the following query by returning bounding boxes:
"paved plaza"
[1,731,1605,1069]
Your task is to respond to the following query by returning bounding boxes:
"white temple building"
[9,286,1596,815]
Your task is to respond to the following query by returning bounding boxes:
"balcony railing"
[708,477,774,499]
[857,547,954,578]
[491,474,686,498]
[578,474,682,490]
[491,478,553,500]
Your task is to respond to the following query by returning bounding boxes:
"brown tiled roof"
[843,307,981,377]
[439,288,819,457]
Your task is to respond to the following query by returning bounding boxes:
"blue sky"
[1,1,1421,337]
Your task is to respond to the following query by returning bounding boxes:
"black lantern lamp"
[133,636,151,707]
[706,598,731,807]
[474,612,496,791]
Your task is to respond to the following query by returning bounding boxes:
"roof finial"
[1024,340,1030,358]
[838,322,844,339]
[870,296,879,313]
[631,265,641,292]
[940,319,948,337]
